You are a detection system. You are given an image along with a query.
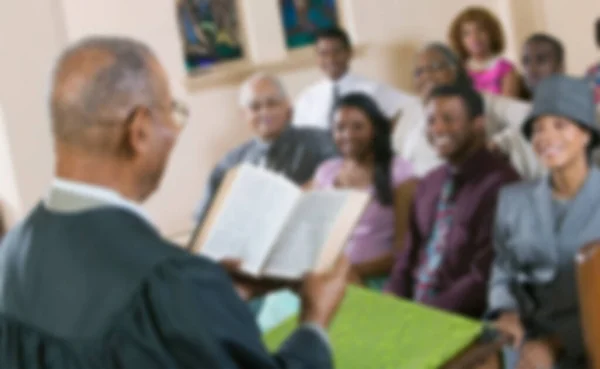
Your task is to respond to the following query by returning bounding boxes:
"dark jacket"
[0,204,331,368]
[386,149,520,318]
[194,126,336,224]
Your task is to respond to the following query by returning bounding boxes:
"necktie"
[414,176,455,301]
[328,84,341,129]
[249,142,271,168]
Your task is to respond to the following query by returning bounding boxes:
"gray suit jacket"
[194,126,336,223]
[488,167,600,363]
[0,185,332,369]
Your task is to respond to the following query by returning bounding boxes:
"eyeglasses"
[414,62,451,78]
[171,99,190,128]
[248,97,284,112]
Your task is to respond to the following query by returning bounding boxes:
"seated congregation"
[0,5,599,369]
[192,9,600,368]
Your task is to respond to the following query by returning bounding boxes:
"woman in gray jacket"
[485,75,599,368]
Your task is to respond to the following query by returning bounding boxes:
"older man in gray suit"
[0,36,348,369]
[485,76,600,369]
[193,72,336,225]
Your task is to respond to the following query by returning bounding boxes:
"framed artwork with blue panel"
[176,0,244,72]
[279,0,338,49]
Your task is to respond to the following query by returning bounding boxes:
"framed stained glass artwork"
[279,0,338,49]
[176,0,244,71]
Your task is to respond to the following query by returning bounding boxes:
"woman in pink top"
[313,93,417,290]
[449,7,521,97]
[585,18,600,105]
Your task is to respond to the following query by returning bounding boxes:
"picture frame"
[279,0,339,49]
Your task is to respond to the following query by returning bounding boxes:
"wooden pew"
[442,333,509,369]
[576,241,600,368]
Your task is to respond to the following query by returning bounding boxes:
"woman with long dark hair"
[254,93,416,333]
[312,92,417,289]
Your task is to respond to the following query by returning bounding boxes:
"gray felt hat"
[522,75,600,147]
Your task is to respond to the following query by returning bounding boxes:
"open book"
[190,164,369,280]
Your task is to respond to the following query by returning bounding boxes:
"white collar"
[327,72,355,88]
[48,178,153,226]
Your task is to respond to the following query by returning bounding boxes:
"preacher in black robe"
[0,36,334,369]
[0,181,332,368]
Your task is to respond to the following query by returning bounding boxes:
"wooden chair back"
[576,241,600,368]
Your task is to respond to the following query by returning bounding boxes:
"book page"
[198,165,301,276]
[261,190,362,279]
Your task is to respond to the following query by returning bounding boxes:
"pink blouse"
[468,57,515,95]
[586,63,600,105]
[313,157,414,265]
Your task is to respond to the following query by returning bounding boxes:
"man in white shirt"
[394,43,543,179]
[292,27,414,130]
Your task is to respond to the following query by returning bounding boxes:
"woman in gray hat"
[484,75,599,368]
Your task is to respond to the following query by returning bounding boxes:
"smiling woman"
[315,93,416,289]
[488,76,600,369]
[448,6,521,98]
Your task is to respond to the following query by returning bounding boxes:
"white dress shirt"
[393,93,544,179]
[47,178,153,226]
[292,73,414,129]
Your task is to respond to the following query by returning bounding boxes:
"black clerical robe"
[0,204,331,368]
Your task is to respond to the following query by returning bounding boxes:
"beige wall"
[0,0,66,225]
[542,0,599,74]
[0,0,598,236]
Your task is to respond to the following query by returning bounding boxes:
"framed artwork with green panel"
[279,0,339,49]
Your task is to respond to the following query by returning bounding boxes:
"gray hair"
[50,36,162,151]
[238,72,288,108]
[419,42,473,89]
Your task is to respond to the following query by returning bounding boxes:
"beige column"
[0,0,67,225]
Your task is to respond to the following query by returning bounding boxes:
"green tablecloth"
[263,286,482,369]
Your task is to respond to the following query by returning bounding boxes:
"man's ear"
[283,100,293,122]
[584,131,592,147]
[126,108,153,156]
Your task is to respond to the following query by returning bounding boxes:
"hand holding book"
[299,256,351,329]
[219,258,301,300]
[223,255,352,330]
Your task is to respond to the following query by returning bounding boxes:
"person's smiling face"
[333,106,374,160]
[531,115,590,170]
[426,95,481,163]
[414,49,457,99]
